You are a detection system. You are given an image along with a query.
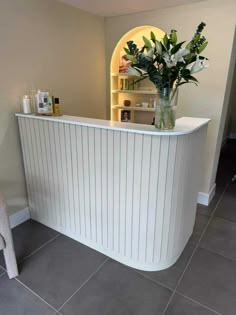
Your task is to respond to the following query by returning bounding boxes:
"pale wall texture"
[0,0,106,213]
[105,0,236,195]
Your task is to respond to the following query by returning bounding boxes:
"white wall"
[0,0,106,214]
[105,0,236,197]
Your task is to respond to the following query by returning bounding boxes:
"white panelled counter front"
[16,114,210,271]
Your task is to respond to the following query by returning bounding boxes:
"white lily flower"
[163,49,190,68]
[187,57,209,74]
[163,52,177,68]
[175,48,190,62]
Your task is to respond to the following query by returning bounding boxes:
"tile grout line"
[15,277,58,313]
[0,265,6,272]
[0,233,61,272]
[133,269,173,292]
[197,244,236,264]
[161,181,230,315]
[19,233,61,264]
[0,271,6,279]
[176,292,224,315]
[57,257,109,313]
[213,215,236,224]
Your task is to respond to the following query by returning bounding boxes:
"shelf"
[112,105,155,112]
[112,89,156,95]
[111,72,139,78]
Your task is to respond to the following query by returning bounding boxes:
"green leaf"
[163,34,169,49]
[193,34,200,44]
[126,54,137,64]
[142,36,152,48]
[198,41,208,54]
[150,31,156,42]
[171,41,185,54]
[181,68,191,79]
[155,40,162,55]
[127,41,138,54]
[185,42,192,50]
[170,30,177,44]
[123,47,130,55]
[188,75,199,82]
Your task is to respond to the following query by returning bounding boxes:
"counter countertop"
[15,113,210,136]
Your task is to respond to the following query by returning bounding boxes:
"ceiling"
[58,0,204,17]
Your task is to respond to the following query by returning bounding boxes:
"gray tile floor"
[0,141,235,315]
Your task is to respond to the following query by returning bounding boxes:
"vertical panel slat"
[31,119,45,221]
[177,134,192,250]
[44,121,56,225]
[28,118,42,220]
[146,136,161,263]
[154,136,170,263]
[101,129,108,248]
[76,125,86,237]
[59,123,70,229]
[82,126,91,239]
[38,120,50,223]
[113,131,121,253]
[173,135,189,257]
[88,127,97,242]
[64,124,76,232]
[125,132,135,258]
[119,132,128,256]
[95,129,102,244]
[131,134,143,260]
[161,136,177,261]
[48,122,60,227]
[167,136,183,259]
[139,135,152,262]
[107,130,114,250]
[35,120,49,223]
[24,118,37,214]
[179,132,198,247]
[18,118,33,213]
[54,122,64,228]
[70,125,80,234]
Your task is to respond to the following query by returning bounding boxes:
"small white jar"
[22,95,32,114]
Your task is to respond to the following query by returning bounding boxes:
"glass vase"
[154,87,178,130]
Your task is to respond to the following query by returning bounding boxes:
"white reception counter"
[16,114,210,271]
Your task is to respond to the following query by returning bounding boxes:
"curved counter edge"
[15,113,210,136]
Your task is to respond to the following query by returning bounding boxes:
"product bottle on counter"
[22,95,32,114]
[53,97,61,115]
[47,96,53,114]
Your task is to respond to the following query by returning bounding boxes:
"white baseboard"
[197,183,216,206]
[9,207,31,229]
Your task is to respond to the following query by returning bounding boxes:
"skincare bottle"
[47,96,53,114]
[53,97,61,115]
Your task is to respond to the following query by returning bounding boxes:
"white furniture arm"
[0,193,19,279]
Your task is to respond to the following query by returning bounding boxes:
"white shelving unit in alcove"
[110,26,165,124]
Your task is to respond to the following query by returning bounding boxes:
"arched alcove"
[110,26,165,123]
